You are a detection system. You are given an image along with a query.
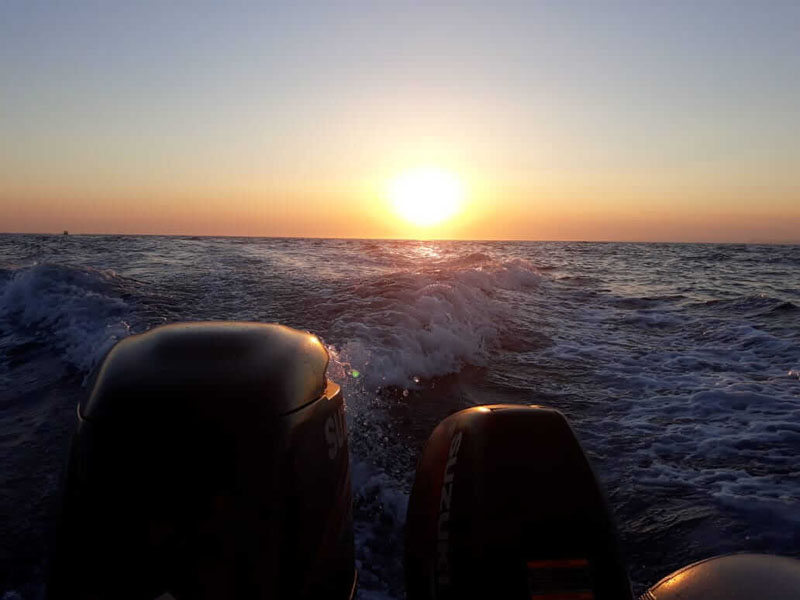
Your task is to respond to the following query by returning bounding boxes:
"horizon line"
[2,231,798,246]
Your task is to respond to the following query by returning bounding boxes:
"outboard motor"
[49,323,356,600]
[642,553,800,600]
[405,404,633,600]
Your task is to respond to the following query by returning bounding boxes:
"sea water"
[1,234,798,598]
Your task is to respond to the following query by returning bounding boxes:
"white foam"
[620,388,800,514]
[326,259,544,388]
[0,264,132,374]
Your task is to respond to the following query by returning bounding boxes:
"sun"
[388,167,464,226]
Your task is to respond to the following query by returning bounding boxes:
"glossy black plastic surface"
[82,322,330,422]
[406,404,633,600]
[49,322,355,600]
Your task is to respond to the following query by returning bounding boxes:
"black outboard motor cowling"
[405,405,633,600]
[49,323,356,600]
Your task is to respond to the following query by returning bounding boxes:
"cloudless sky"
[1,0,798,241]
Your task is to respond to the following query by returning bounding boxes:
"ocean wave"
[755,300,799,316]
[609,295,686,310]
[0,263,133,374]
[694,294,797,315]
[622,388,800,512]
[324,259,545,388]
[620,310,686,329]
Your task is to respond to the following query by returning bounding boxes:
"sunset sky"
[2,1,798,242]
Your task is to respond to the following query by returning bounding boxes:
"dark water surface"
[1,235,799,598]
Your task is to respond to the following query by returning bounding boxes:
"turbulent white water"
[1,235,798,598]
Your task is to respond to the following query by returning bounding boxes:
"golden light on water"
[387,168,465,227]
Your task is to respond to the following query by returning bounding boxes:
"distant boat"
[63,230,69,235]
